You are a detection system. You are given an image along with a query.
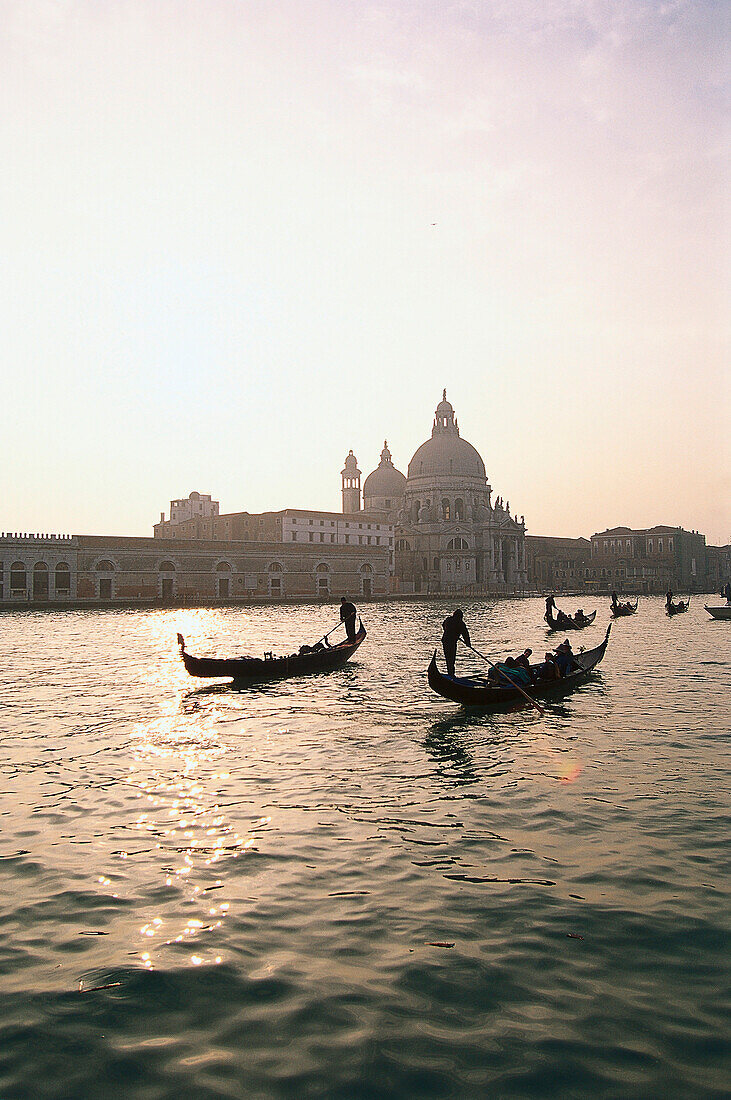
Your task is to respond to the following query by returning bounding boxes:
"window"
[433,557,439,571]
[159,560,175,571]
[441,499,450,521]
[668,538,674,552]
[447,537,469,551]
[55,563,71,593]
[345,535,349,544]
[95,560,114,572]
[454,498,464,521]
[33,562,49,599]
[658,539,663,553]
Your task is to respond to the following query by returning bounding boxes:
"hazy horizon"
[3,1,729,544]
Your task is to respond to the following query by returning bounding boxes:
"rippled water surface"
[0,598,728,1098]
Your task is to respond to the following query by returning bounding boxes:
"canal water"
[0,598,728,1098]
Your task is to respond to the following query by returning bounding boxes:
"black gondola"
[427,626,611,709]
[178,621,366,682]
[666,600,689,616]
[610,599,638,618]
[544,608,597,631]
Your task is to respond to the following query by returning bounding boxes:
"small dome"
[363,441,406,499]
[435,389,454,420]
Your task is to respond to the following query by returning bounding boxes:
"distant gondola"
[544,608,597,631]
[178,621,366,683]
[666,600,689,616]
[610,599,638,618]
[428,626,611,709]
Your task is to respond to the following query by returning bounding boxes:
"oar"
[316,620,344,645]
[467,644,545,716]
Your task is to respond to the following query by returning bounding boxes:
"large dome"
[406,391,486,482]
[363,441,407,499]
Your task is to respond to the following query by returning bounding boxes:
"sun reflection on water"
[124,687,259,970]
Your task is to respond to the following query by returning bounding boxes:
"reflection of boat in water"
[428,627,611,709]
[545,608,597,631]
[610,599,638,618]
[704,603,731,620]
[178,622,366,682]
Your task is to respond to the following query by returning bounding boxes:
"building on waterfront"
[159,491,219,528]
[705,543,731,593]
[525,536,592,593]
[588,525,707,593]
[0,532,389,604]
[355,391,527,594]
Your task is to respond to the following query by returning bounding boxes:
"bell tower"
[341,450,361,513]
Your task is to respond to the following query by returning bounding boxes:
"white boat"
[704,603,731,620]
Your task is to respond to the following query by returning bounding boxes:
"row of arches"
[8,561,71,598]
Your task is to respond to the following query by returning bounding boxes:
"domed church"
[345,391,527,594]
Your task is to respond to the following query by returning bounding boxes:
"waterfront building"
[0,533,389,604]
[588,525,707,593]
[525,536,592,593]
[356,391,527,593]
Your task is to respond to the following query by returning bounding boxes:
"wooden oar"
[316,620,345,645]
[467,645,545,716]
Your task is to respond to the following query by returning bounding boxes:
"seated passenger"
[555,609,571,629]
[554,640,577,677]
[574,609,587,625]
[537,652,560,681]
[515,648,532,672]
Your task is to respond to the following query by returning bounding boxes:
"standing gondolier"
[340,596,358,642]
[441,609,471,678]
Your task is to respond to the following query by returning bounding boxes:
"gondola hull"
[610,600,638,618]
[179,622,366,682]
[428,626,611,709]
[545,609,597,631]
[666,602,689,616]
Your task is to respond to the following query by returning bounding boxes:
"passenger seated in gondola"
[574,609,587,625]
[488,656,531,687]
[555,609,571,629]
[514,648,532,672]
[536,652,561,681]
[554,640,578,677]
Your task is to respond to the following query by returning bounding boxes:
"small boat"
[428,626,611,709]
[544,608,597,631]
[177,621,366,682]
[705,604,731,621]
[666,599,689,616]
[610,599,638,618]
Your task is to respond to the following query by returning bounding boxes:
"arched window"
[441,499,450,521]
[268,561,283,572]
[158,560,176,571]
[55,562,71,594]
[447,537,469,551]
[360,562,373,597]
[658,539,663,553]
[268,562,284,597]
[395,539,411,552]
[215,561,233,572]
[95,560,114,571]
[433,556,439,571]
[10,562,26,592]
[454,498,464,521]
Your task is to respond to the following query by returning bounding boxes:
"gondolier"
[441,609,471,678]
[340,596,358,642]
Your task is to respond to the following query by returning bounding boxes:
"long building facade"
[0,533,389,604]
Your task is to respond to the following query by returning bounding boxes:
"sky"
[2,0,729,543]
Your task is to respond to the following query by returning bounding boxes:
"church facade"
[344,391,528,594]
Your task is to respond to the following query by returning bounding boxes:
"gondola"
[666,599,689,616]
[610,599,638,618]
[544,608,597,631]
[177,621,366,682]
[427,626,611,709]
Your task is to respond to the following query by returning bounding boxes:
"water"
[0,598,728,1098]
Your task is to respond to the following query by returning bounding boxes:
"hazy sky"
[3,0,729,543]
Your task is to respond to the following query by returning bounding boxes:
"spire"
[380,440,393,467]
